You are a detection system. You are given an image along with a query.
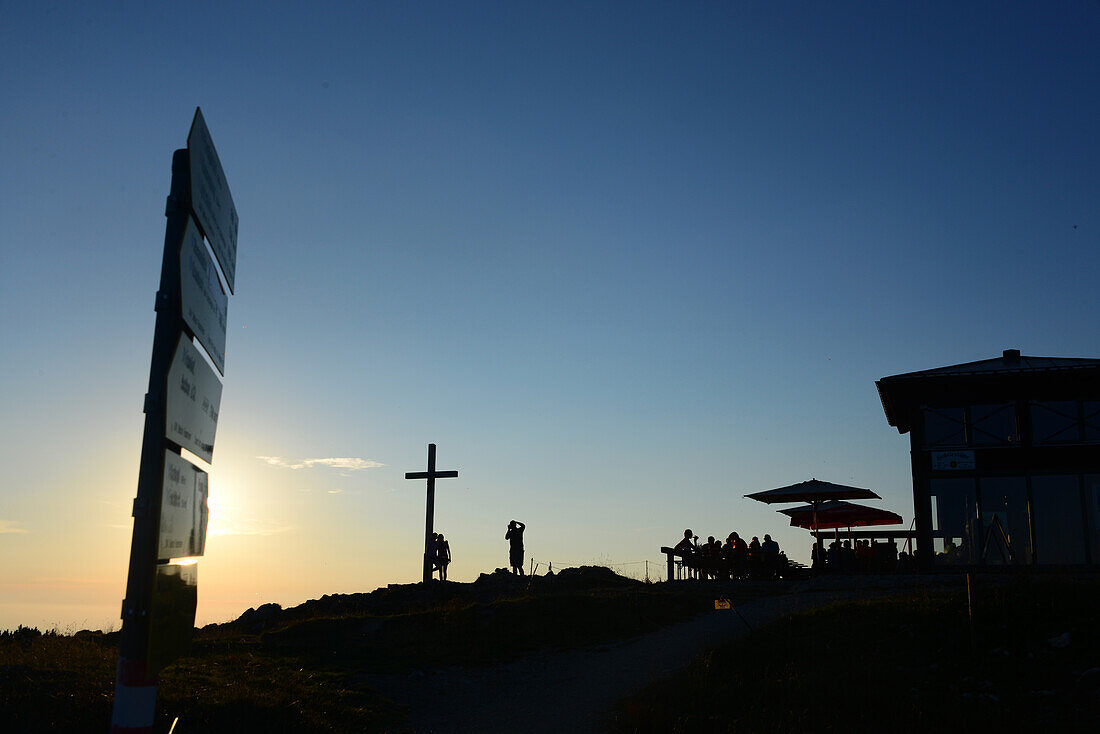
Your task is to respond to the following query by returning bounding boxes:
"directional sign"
[166,335,223,463]
[179,216,228,374]
[158,451,209,561]
[187,108,238,293]
[147,562,197,675]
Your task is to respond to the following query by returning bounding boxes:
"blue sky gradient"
[1,1,1097,629]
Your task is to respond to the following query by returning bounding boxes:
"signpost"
[157,451,209,561]
[187,108,238,293]
[165,335,223,463]
[404,444,459,584]
[111,108,238,733]
[179,217,228,374]
[147,563,198,676]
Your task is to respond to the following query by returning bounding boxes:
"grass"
[0,567,707,733]
[609,575,1100,733]
[1,628,116,732]
[11,572,1093,733]
[0,626,400,733]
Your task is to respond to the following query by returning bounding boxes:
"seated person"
[732,533,748,577]
[721,533,738,580]
[703,535,721,580]
[761,534,780,578]
[674,528,698,578]
[748,536,762,576]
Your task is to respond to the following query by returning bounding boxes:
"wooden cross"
[404,443,459,583]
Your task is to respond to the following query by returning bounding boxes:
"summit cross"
[404,443,459,583]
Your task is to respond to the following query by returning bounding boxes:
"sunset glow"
[2,2,1097,634]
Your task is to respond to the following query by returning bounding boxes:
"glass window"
[930,478,978,565]
[1087,475,1100,565]
[979,477,1031,564]
[1084,402,1100,442]
[1031,401,1079,444]
[1031,476,1086,564]
[971,404,1017,446]
[924,407,966,448]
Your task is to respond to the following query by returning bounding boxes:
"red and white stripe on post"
[111,656,157,733]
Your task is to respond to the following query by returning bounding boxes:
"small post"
[966,572,976,659]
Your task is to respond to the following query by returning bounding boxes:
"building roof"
[876,349,1100,433]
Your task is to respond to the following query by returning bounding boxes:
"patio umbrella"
[745,479,882,564]
[779,499,859,519]
[744,479,881,504]
[781,501,903,530]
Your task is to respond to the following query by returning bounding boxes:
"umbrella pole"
[848,525,853,572]
[812,501,822,573]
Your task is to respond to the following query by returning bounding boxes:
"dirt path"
[357,583,916,733]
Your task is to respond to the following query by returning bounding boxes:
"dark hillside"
[0,567,709,733]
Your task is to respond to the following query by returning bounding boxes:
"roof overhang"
[876,351,1100,434]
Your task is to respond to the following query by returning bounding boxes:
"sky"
[1,1,1097,631]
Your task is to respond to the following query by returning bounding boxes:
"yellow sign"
[715,599,731,610]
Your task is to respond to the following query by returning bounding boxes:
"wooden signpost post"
[404,444,459,584]
[111,108,238,733]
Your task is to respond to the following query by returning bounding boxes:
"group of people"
[427,519,527,582]
[811,538,907,574]
[428,532,452,580]
[672,528,787,580]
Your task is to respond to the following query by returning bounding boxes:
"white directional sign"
[179,216,228,375]
[932,450,975,471]
[187,108,238,293]
[166,335,223,463]
[158,451,209,560]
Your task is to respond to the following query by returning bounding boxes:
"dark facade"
[876,350,1100,571]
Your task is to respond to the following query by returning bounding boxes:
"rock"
[235,602,283,631]
[1048,632,1071,649]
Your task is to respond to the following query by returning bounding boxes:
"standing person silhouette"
[436,533,451,581]
[506,520,526,575]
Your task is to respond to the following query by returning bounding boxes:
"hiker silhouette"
[506,520,526,575]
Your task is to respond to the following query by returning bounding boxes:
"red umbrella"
[745,479,883,562]
[781,501,903,530]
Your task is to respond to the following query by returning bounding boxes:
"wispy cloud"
[0,520,28,534]
[257,456,384,471]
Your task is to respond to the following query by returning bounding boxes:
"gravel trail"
[357,582,922,733]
